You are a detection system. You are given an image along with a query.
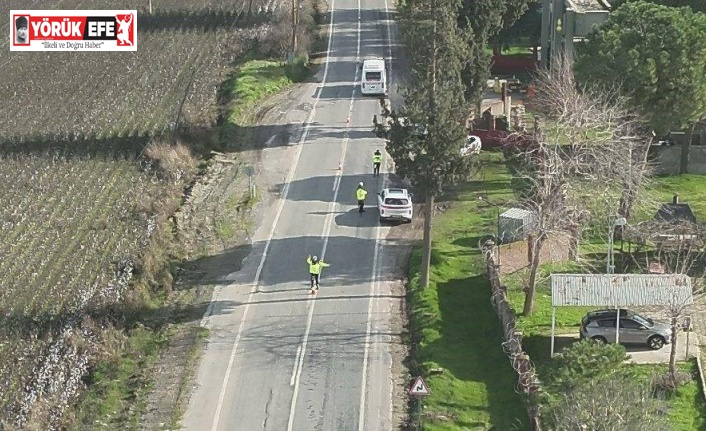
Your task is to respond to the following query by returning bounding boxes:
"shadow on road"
[334,207,381,228]
[182,235,415,289]
[274,173,391,204]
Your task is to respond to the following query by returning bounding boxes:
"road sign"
[408,376,430,397]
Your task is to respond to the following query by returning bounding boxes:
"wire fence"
[481,240,542,430]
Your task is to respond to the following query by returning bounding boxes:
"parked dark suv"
[579,309,671,350]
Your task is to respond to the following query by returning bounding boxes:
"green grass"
[665,361,706,430]
[623,362,706,430]
[220,57,310,149]
[407,152,527,430]
[650,174,706,222]
[75,326,168,429]
[504,262,594,337]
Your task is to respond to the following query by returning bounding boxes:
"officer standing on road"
[372,149,382,177]
[307,255,330,294]
[356,182,367,213]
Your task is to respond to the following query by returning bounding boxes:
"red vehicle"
[471,128,536,151]
[468,115,537,151]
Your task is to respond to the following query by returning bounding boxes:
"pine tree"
[377,0,475,288]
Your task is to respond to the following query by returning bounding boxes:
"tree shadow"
[440,180,512,202]
[182,235,415,289]
[415,274,528,429]
[451,235,491,250]
[273,174,390,203]
[0,299,241,342]
[0,132,150,159]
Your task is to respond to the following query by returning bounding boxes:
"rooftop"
[386,188,407,195]
[654,195,697,224]
[566,0,611,13]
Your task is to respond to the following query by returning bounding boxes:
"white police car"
[377,188,413,223]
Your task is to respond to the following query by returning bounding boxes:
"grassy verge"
[407,152,527,430]
[166,326,210,429]
[662,361,706,430]
[220,57,310,149]
[74,326,168,429]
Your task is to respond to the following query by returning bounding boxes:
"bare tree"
[514,56,654,314]
[626,220,706,384]
[546,373,668,430]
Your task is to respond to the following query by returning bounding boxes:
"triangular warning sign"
[408,376,430,396]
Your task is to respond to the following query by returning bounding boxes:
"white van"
[361,57,386,96]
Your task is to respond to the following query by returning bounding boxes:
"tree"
[575,2,706,173]
[516,56,654,314]
[546,373,668,430]
[456,0,533,105]
[492,1,541,53]
[376,0,474,288]
[627,220,706,385]
[610,0,706,13]
[548,340,628,392]
[544,340,668,430]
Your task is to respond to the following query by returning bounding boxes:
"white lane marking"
[382,1,396,428]
[290,345,302,386]
[358,228,385,431]
[359,0,395,428]
[286,3,362,430]
[209,1,339,429]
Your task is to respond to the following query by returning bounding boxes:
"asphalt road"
[181,0,401,429]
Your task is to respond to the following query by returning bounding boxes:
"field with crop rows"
[0,0,282,140]
[0,0,286,427]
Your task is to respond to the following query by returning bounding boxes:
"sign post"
[408,376,430,429]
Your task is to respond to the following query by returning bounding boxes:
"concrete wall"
[651,145,706,175]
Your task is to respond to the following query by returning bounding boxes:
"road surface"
[181,0,402,429]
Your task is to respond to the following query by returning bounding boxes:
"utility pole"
[289,0,298,61]
[420,0,438,289]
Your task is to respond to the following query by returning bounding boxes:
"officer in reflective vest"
[307,255,330,293]
[356,182,367,213]
[372,149,383,177]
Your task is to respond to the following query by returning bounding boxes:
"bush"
[548,340,628,391]
[143,139,197,185]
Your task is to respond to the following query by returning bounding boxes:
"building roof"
[551,273,692,307]
[567,0,611,13]
[500,208,534,220]
[655,203,697,224]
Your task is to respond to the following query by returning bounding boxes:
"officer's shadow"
[332,207,385,228]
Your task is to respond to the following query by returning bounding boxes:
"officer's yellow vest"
[307,258,329,274]
[373,153,382,163]
[356,188,367,201]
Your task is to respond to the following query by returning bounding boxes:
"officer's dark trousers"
[373,162,381,176]
[358,200,365,212]
[310,273,320,288]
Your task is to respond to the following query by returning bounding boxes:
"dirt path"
[140,79,420,429]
